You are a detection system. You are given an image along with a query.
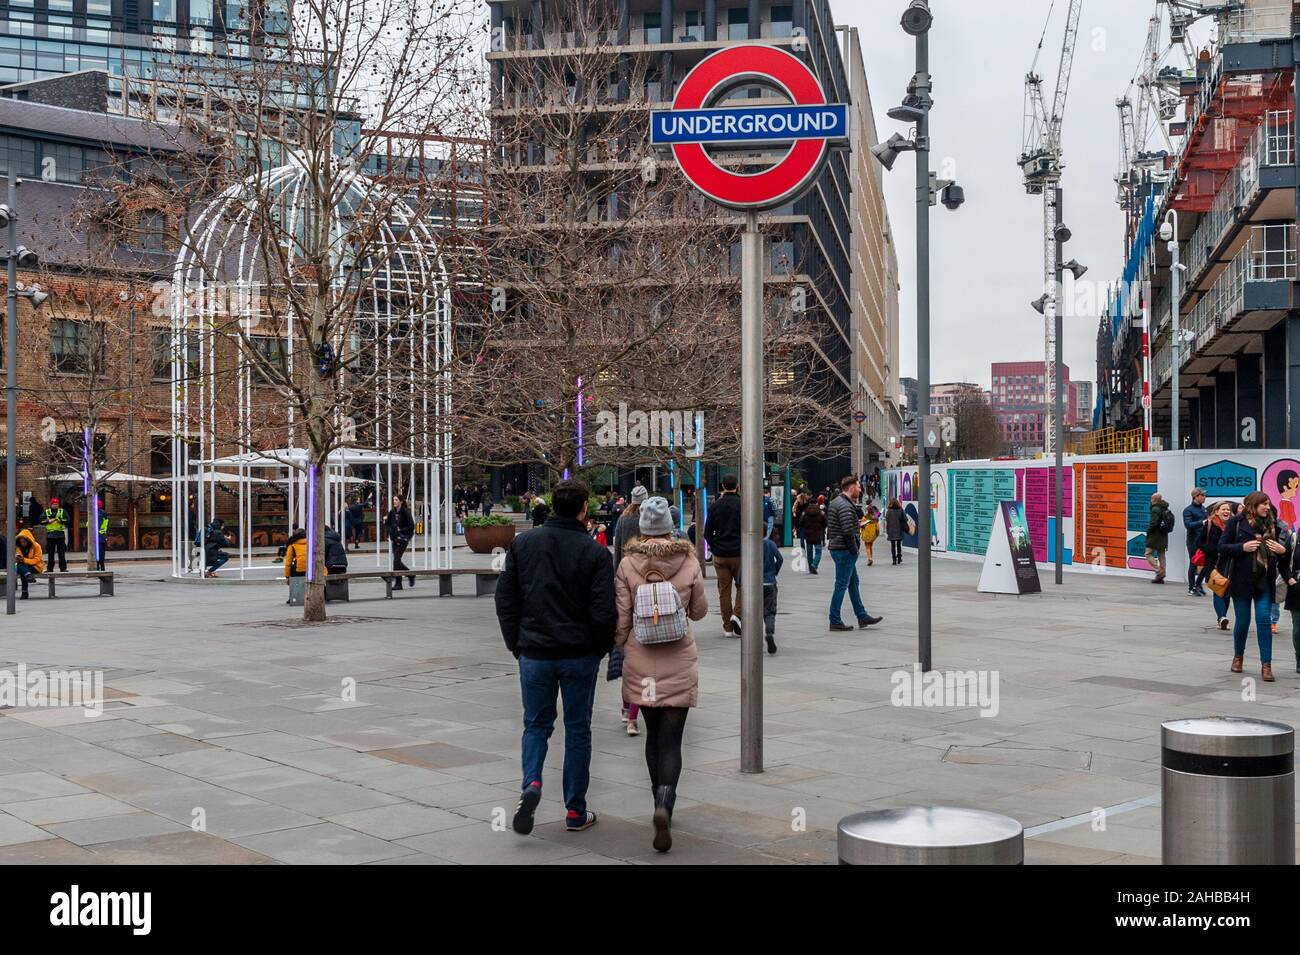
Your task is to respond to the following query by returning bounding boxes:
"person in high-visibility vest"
[42,496,68,572]
[86,498,108,571]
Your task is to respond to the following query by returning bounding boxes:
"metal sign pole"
[740,209,764,775]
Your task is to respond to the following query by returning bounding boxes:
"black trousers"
[46,532,67,572]
[390,539,415,586]
[641,706,689,794]
[890,539,903,562]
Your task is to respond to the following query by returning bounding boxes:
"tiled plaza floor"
[0,548,1292,864]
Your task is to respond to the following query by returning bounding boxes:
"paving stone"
[4,793,139,825]
[232,823,415,864]
[85,830,277,864]
[46,811,189,846]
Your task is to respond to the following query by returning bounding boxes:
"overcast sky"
[847,0,1178,395]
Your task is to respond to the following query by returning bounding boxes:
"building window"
[643,12,661,44]
[727,7,748,40]
[153,0,176,22]
[249,336,287,385]
[682,11,702,41]
[190,0,213,25]
[134,209,172,251]
[771,5,793,37]
[50,319,101,375]
[153,330,200,381]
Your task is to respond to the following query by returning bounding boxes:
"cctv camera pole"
[5,173,17,615]
[740,209,764,773]
[1053,185,1064,586]
[914,25,933,672]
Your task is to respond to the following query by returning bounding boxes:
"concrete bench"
[0,571,114,598]
[285,568,499,602]
[285,575,350,606]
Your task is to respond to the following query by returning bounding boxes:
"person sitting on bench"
[324,527,348,575]
[12,527,44,600]
[204,519,231,578]
[283,528,308,578]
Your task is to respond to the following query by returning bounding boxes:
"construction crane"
[1018,0,1082,453]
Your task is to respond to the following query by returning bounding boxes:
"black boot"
[653,785,675,853]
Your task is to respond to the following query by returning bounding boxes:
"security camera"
[900,0,933,36]
[1158,220,1174,242]
[14,245,37,268]
[0,204,13,229]
[870,132,914,171]
[940,183,965,210]
[887,95,927,124]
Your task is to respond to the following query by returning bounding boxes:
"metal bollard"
[1162,716,1294,865]
[837,806,1023,865]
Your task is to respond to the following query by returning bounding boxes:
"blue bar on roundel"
[650,103,848,146]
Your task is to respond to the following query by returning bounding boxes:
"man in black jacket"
[496,478,614,836]
[826,475,882,632]
[703,473,743,636]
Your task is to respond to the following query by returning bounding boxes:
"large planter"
[464,522,516,554]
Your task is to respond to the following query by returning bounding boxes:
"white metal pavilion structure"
[168,156,453,579]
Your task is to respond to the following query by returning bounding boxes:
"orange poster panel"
[1128,461,1157,483]
[1086,464,1127,567]
[1074,463,1085,559]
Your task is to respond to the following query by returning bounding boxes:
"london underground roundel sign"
[651,45,848,210]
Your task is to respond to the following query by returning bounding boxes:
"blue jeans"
[829,548,868,625]
[518,654,600,813]
[206,551,229,574]
[1212,591,1229,621]
[14,562,34,594]
[1187,543,1201,591]
[765,517,775,540]
[807,543,822,570]
[1232,592,1273,664]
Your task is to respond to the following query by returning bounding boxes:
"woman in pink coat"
[615,497,708,852]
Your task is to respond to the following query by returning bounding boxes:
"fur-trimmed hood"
[625,535,694,558]
[621,534,696,582]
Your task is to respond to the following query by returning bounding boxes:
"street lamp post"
[4,175,15,615]
[872,0,963,672]
[1053,186,1064,587]
[1162,210,1181,449]
[4,173,46,615]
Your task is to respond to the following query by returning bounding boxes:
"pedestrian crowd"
[493,470,885,853]
[1183,485,1296,683]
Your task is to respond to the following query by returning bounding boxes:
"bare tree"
[948,392,1001,462]
[117,0,484,619]
[454,0,850,482]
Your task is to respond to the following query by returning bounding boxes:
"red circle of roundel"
[671,45,829,209]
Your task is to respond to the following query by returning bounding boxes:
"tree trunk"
[303,460,328,622]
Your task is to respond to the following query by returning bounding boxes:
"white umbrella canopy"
[47,469,156,483]
[197,446,435,467]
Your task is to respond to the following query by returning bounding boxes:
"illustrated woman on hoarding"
[1278,469,1299,529]
[1217,491,1286,682]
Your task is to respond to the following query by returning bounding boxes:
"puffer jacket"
[284,534,308,576]
[615,536,708,709]
[825,493,861,552]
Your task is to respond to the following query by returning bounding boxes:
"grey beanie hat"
[639,496,674,536]
[630,484,650,504]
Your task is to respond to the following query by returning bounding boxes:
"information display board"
[949,468,1015,555]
